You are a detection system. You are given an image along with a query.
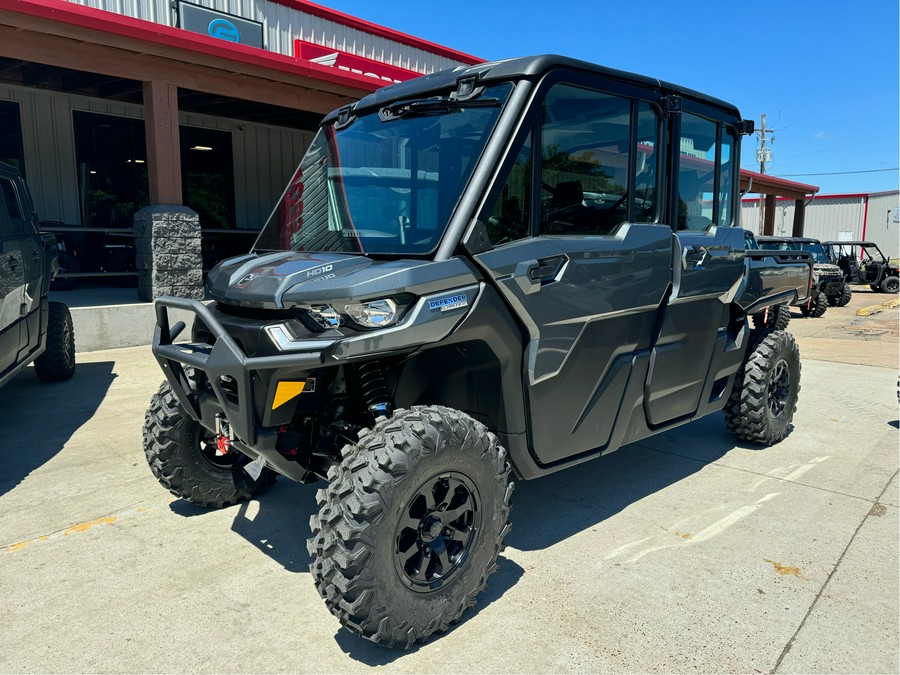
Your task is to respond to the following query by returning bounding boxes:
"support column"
[142,80,182,204]
[134,206,203,301]
[134,81,202,300]
[763,194,776,236]
[792,199,806,237]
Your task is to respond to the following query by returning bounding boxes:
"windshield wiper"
[379,96,499,121]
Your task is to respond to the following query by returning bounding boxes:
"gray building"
[741,190,900,256]
[0,0,478,297]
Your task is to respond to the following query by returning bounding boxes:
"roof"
[739,169,819,200]
[327,54,743,122]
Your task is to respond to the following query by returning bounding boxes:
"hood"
[813,263,842,277]
[206,251,373,308]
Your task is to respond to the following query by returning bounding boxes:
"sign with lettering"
[294,40,420,85]
[179,1,264,49]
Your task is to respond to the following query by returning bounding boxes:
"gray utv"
[143,55,813,648]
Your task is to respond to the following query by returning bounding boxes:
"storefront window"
[0,101,25,176]
[74,112,235,229]
[180,126,235,230]
[74,111,149,228]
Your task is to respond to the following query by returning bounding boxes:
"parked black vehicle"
[0,162,76,388]
[757,236,845,316]
[822,240,899,293]
[143,56,813,648]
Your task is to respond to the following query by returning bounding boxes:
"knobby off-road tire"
[724,329,801,445]
[801,293,827,318]
[881,276,900,294]
[836,285,852,306]
[143,376,272,508]
[751,304,790,331]
[34,301,75,382]
[308,405,513,648]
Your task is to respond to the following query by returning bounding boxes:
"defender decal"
[428,294,468,312]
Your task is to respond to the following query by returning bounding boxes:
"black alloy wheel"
[394,473,481,593]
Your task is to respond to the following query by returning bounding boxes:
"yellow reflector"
[272,381,305,410]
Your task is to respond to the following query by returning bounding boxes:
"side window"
[0,178,24,234]
[540,84,632,236]
[634,102,660,223]
[718,131,735,227]
[677,113,736,230]
[485,127,532,246]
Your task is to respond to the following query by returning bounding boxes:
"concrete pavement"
[0,298,897,673]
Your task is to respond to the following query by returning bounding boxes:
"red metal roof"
[739,168,819,199]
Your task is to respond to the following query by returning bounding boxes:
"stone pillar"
[134,205,204,301]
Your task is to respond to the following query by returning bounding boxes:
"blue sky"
[316,0,898,196]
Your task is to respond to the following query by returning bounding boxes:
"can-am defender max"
[143,55,813,648]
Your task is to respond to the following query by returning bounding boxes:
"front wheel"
[751,304,790,330]
[308,406,513,648]
[142,377,273,508]
[836,285,852,306]
[724,330,801,445]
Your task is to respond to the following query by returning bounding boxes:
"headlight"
[343,299,398,328]
[297,297,407,332]
[306,304,342,330]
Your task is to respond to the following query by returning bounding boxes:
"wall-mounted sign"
[178,1,264,49]
[294,40,420,85]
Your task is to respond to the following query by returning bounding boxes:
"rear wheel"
[308,406,513,648]
[724,330,801,445]
[34,301,75,382]
[142,375,273,507]
[881,276,899,294]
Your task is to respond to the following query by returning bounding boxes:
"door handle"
[32,250,41,262]
[527,255,567,282]
[683,246,706,268]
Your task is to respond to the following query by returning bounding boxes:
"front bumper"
[152,297,334,481]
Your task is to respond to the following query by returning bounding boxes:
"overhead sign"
[294,40,420,85]
[179,1,264,49]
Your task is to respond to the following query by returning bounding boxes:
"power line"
[779,168,899,177]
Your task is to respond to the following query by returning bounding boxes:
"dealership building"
[0,0,479,299]
[1,0,895,309]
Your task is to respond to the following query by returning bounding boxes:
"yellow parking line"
[857,297,900,317]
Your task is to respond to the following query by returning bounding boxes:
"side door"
[642,103,745,425]
[472,76,673,465]
[0,174,26,374]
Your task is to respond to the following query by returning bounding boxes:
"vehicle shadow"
[508,413,747,552]
[0,362,115,498]
[168,411,742,663]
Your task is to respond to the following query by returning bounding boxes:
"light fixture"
[191,145,213,151]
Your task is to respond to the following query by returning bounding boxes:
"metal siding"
[864,191,900,257]
[0,82,311,229]
[66,0,465,71]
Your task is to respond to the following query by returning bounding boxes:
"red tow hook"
[215,414,234,456]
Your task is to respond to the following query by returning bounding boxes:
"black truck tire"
[143,376,272,508]
[881,276,899,294]
[836,285,852,306]
[34,301,75,382]
[801,293,827,318]
[724,329,801,445]
[308,405,513,648]
[751,304,790,330]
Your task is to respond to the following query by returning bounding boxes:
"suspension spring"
[357,360,393,418]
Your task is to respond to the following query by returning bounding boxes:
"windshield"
[253,84,512,256]
[797,242,829,264]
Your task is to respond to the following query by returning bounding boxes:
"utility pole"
[756,113,774,175]
[756,113,775,232]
